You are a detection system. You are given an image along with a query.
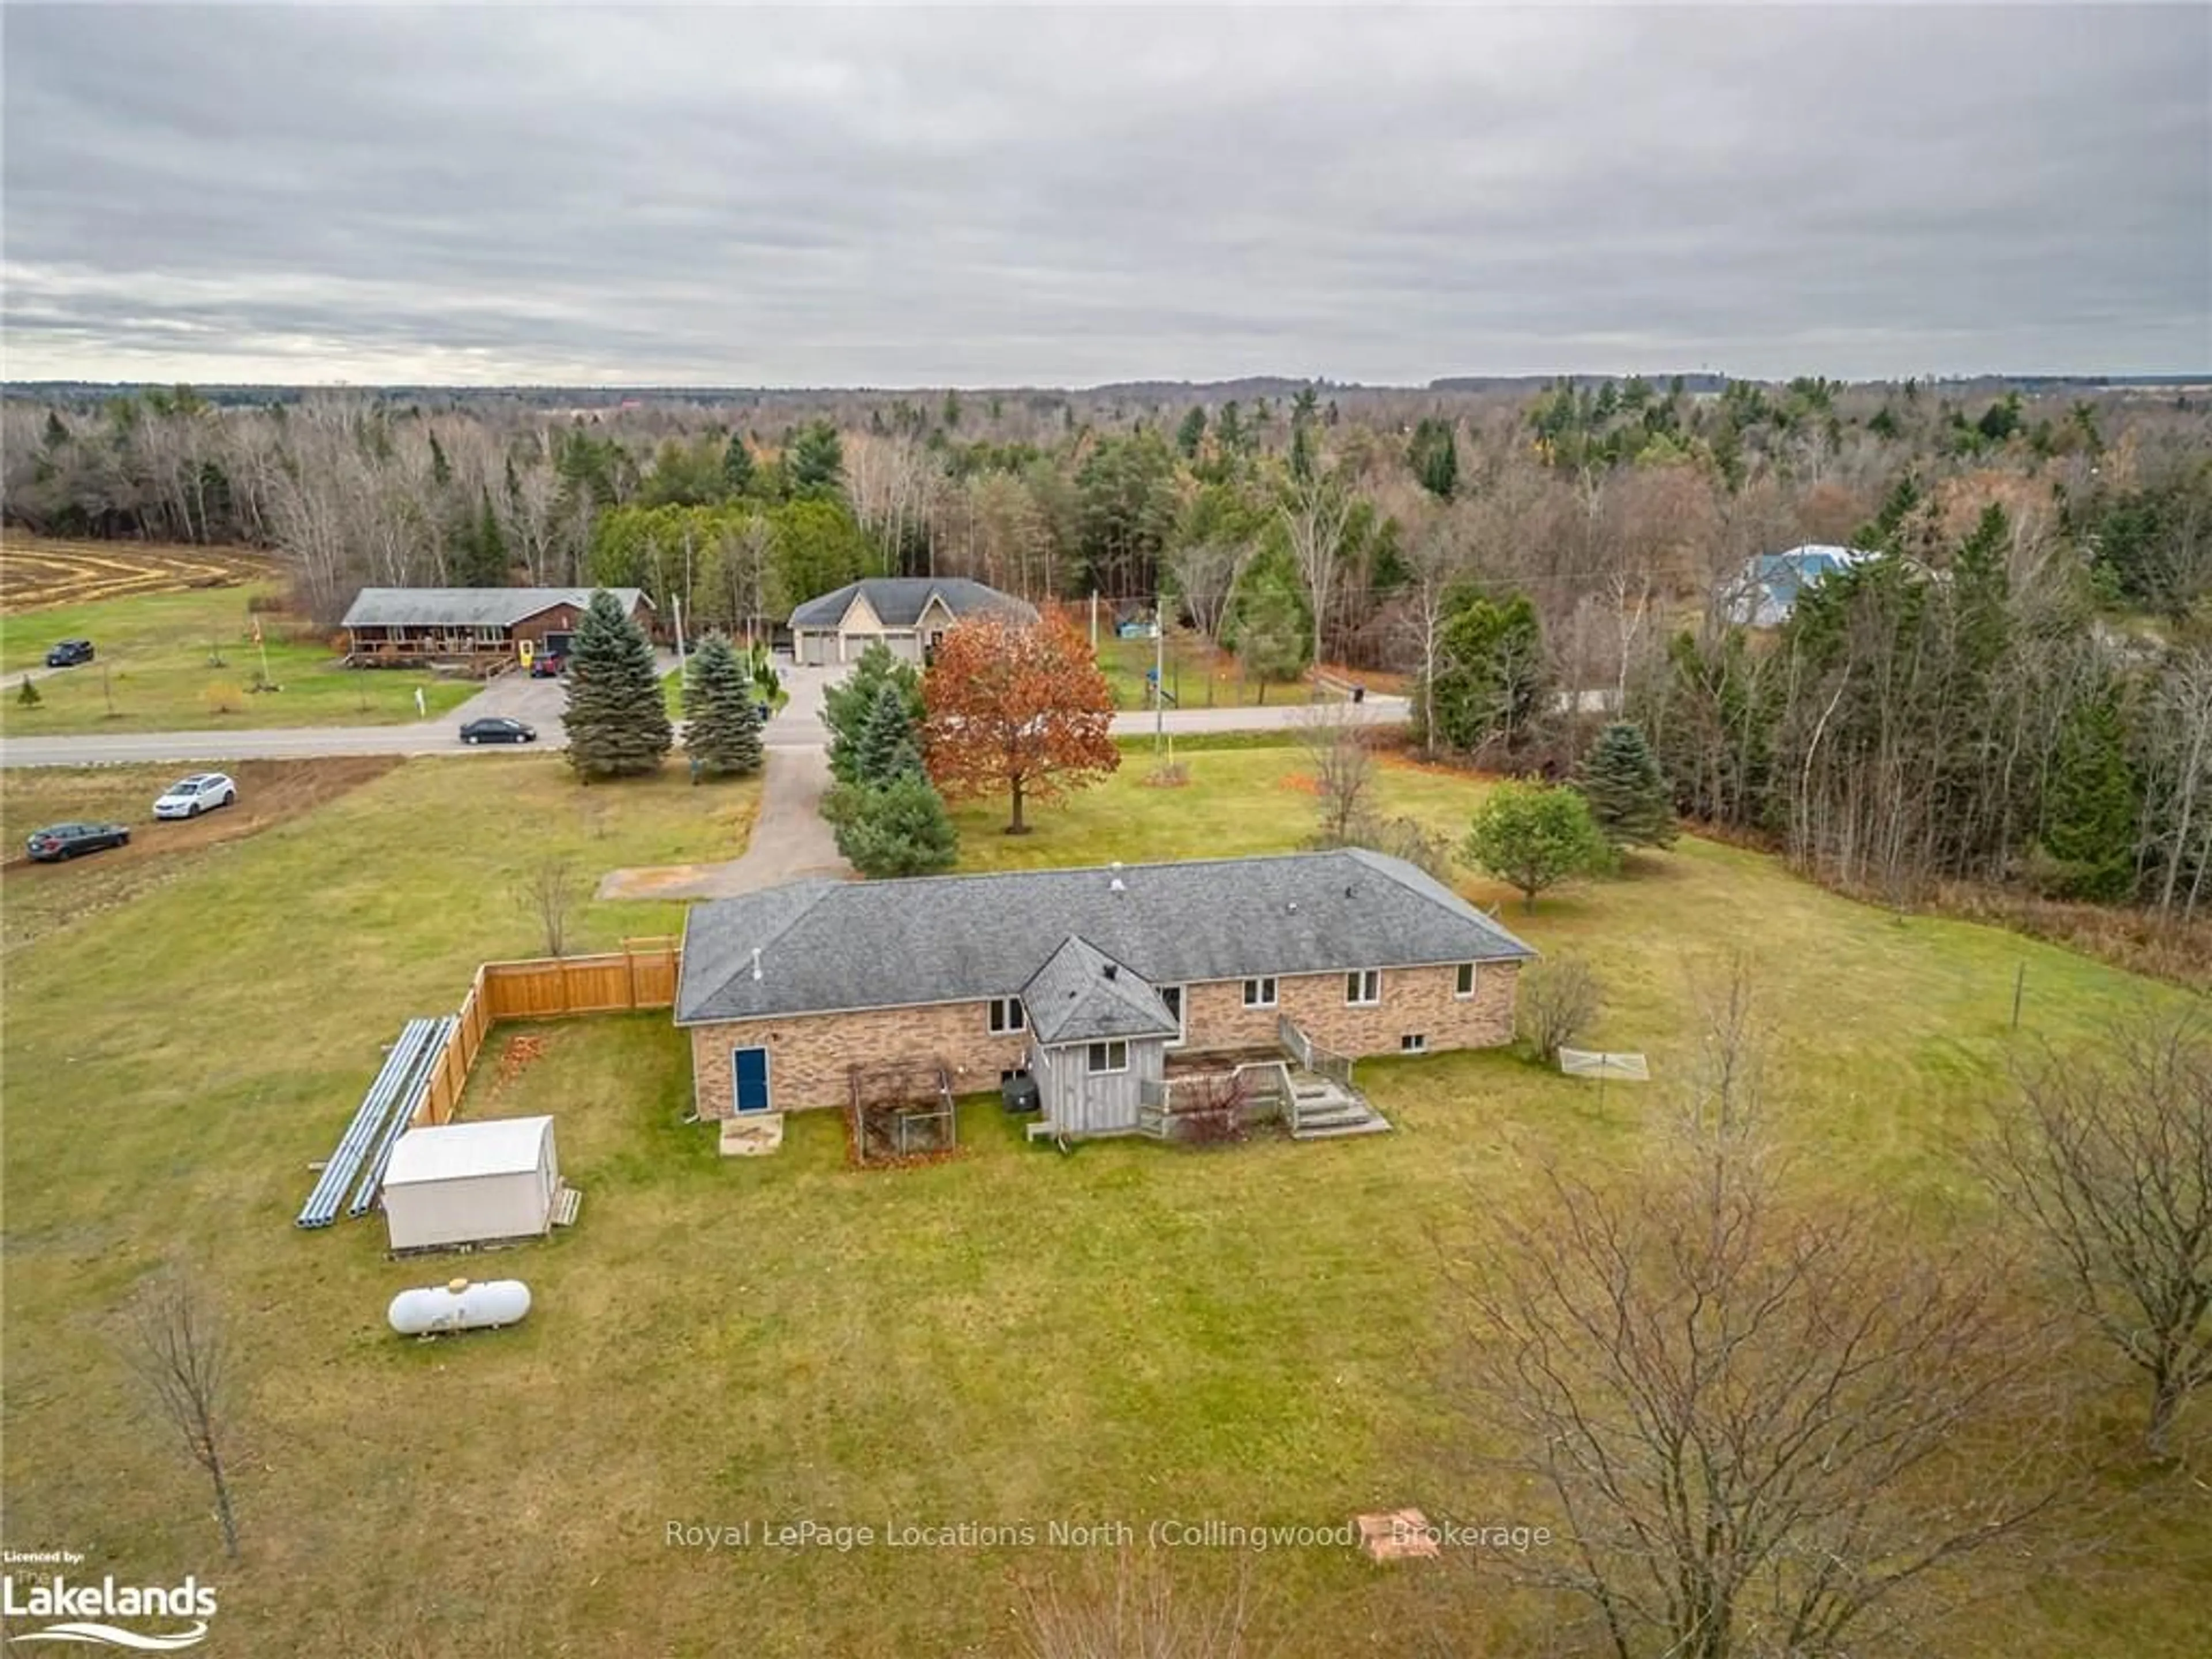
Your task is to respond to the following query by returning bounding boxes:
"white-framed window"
[1456,962,1477,999]
[988,997,1026,1035]
[1086,1040,1128,1075]
[1346,969,1381,1006]
[1243,977,1277,1009]
[1400,1033,1428,1053]
[1160,985,1185,1048]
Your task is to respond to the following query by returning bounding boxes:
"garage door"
[840,632,883,662]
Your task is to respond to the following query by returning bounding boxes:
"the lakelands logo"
[1,1558,216,1651]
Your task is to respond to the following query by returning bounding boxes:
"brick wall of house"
[688,963,1521,1116]
[1182,963,1519,1058]
[688,999,1032,1117]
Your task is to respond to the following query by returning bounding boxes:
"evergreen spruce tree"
[856,681,923,787]
[836,773,959,878]
[2037,691,2139,900]
[722,433,755,497]
[825,642,921,783]
[564,589,673,780]
[682,633,763,778]
[1577,721,1677,849]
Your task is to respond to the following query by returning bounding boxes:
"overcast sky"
[3,5,2207,387]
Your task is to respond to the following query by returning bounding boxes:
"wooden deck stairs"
[1286,1073,1390,1139]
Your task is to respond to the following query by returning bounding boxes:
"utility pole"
[1089,590,1099,650]
[1154,596,1166,753]
[674,595,687,669]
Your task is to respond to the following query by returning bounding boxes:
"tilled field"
[0,532,280,611]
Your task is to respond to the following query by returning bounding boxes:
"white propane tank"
[387,1277,532,1337]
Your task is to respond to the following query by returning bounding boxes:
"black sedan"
[459,717,537,745]
[44,638,94,667]
[26,821,130,861]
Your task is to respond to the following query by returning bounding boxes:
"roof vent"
[1103,963,1119,981]
[1287,900,1300,914]
[1109,877,1126,893]
[751,947,763,982]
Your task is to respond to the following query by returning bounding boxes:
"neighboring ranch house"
[340,587,656,664]
[786,577,1037,666]
[673,850,1536,1138]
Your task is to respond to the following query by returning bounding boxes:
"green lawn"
[1095,632,1294,711]
[661,661,790,719]
[0,584,474,733]
[2,745,2203,1657]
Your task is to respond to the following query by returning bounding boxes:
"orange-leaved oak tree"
[922,611,1119,834]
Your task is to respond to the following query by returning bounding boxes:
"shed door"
[732,1047,773,1114]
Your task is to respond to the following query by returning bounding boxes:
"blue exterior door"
[732,1047,772,1114]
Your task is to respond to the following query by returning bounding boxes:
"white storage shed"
[382,1116,559,1253]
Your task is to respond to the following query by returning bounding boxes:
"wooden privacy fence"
[411,938,679,1127]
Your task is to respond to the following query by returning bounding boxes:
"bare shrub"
[1172,1071,1251,1147]
[1517,956,1603,1063]
[1018,1550,1260,1659]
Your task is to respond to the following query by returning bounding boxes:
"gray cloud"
[3,4,2206,384]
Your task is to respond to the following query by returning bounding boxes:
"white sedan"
[153,772,239,819]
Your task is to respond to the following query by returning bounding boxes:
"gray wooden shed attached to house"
[1020,935,1180,1137]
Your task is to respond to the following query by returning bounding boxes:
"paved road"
[0,656,1406,769]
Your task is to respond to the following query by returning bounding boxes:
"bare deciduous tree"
[518,856,585,958]
[1297,700,1376,847]
[1992,1013,2212,1456]
[1279,469,1357,667]
[122,1267,241,1560]
[1448,986,2073,1659]
[1162,539,1251,645]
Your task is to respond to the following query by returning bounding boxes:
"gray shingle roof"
[676,849,1536,1028]
[1021,935,1180,1044]
[786,578,1037,630]
[341,588,652,629]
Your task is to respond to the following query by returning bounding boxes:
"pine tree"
[682,633,763,778]
[787,420,844,497]
[564,589,673,780]
[1577,721,1677,849]
[835,773,959,878]
[2037,691,2138,900]
[722,433,755,498]
[1175,405,1207,460]
[856,681,923,787]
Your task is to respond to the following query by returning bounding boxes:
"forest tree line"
[5,374,2208,914]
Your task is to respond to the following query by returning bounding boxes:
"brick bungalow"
[673,850,1536,1139]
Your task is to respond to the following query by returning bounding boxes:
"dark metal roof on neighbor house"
[1021,935,1181,1045]
[786,578,1037,630]
[676,849,1537,1031]
[340,588,652,629]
